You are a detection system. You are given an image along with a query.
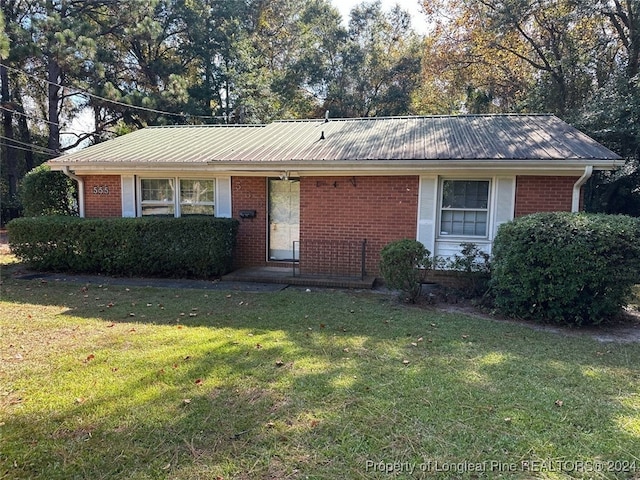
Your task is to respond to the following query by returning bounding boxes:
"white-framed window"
[141,178,176,216]
[180,179,215,215]
[139,177,215,217]
[439,179,490,237]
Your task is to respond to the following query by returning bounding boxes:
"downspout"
[62,166,85,218]
[572,165,593,212]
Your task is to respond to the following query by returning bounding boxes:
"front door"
[268,179,300,261]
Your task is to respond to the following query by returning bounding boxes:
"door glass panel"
[268,179,300,261]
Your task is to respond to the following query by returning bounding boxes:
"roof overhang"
[49,157,620,177]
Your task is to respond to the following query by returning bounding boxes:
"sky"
[330,0,429,34]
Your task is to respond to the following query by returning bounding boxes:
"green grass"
[1,258,640,479]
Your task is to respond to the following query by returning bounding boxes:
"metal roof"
[49,115,621,167]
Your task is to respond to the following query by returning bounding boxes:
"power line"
[0,105,62,128]
[0,141,59,157]
[0,105,119,138]
[0,62,228,121]
[0,135,58,154]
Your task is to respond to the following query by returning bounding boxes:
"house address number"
[92,185,110,195]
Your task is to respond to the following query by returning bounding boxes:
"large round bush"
[490,212,640,326]
[19,164,78,217]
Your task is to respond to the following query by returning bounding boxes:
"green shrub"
[490,212,640,326]
[433,243,492,298]
[446,242,491,274]
[19,164,78,217]
[7,216,239,278]
[379,239,431,303]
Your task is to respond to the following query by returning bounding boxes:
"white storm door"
[268,179,300,261]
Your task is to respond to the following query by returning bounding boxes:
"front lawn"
[1,262,639,478]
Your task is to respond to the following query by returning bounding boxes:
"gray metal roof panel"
[49,115,621,167]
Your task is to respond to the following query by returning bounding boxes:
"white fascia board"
[48,158,619,177]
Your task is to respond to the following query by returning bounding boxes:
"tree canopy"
[1,0,638,220]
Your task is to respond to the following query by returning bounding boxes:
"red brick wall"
[232,177,268,268]
[230,175,419,276]
[514,176,579,217]
[300,176,418,277]
[83,175,122,218]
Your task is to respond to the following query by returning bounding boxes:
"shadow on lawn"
[2,275,640,479]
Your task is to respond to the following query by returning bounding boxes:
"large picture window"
[440,180,490,236]
[140,178,215,217]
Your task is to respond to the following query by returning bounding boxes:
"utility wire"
[0,105,119,138]
[0,139,59,157]
[0,134,58,154]
[0,105,62,128]
[0,62,228,121]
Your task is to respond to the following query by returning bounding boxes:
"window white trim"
[179,178,215,216]
[438,178,492,239]
[137,176,222,217]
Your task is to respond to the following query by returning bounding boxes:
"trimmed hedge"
[490,212,640,326]
[380,238,431,303]
[7,216,239,279]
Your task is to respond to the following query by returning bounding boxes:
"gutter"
[572,165,593,212]
[62,166,85,218]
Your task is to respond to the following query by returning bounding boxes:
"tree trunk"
[0,61,18,197]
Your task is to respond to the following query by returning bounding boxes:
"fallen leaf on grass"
[195,379,203,386]
[85,354,95,362]
[182,399,191,405]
